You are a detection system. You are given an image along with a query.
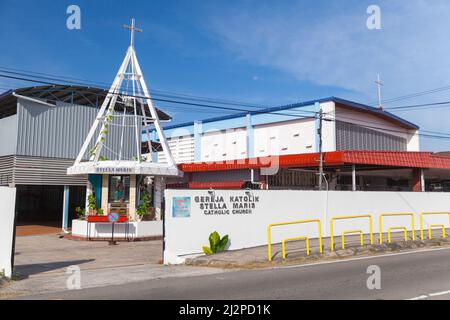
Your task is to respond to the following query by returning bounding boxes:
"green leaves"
[202,246,213,256]
[87,194,97,210]
[203,231,230,255]
[136,190,150,217]
[217,235,229,252]
[209,231,221,252]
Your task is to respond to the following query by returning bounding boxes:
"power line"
[0,67,270,110]
[0,73,320,119]
[366,84,450,107]
[4,68,450,140]
[385,101,450,111]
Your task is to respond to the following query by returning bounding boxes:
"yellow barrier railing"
[330,215,373,251]
[388,227,408,243]
[379,213,415,244]
[341,230,363,250]
[267,219,322,262]
[282,236,310,259]
[420,212,450,240]
[428,225,447,240]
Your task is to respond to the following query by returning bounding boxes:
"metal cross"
[123,18,143,48]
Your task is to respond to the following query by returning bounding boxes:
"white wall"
[0,187,16,278]
[407,131,420,151]
[164,189,450,264]
[254,118,316,157]
[71,220,162,238]
[158,134,195,164]
[334,107,408,139]
[321,101,337,152]
[201,128,248,162]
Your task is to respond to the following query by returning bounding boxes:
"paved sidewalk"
[1,234,227,299]
[13,234,163,275]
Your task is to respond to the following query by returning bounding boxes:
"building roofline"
[0,85,172,121]
[160,97,419,132]
[0,89,13,100]
[331,97,419,130]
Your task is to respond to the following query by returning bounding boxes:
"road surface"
[20,247,450,300]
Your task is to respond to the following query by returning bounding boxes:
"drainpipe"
[62,185,70,234]
[250,169,262,185]
[421,169,425,192]
[352,165,357,192]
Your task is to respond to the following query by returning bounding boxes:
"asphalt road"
[22,247,450,300]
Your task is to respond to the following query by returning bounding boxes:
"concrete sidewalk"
[186,231,450,268]
[13,234,163,275]
[1,234,227,299]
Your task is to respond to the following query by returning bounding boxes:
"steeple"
[68,19,180,177]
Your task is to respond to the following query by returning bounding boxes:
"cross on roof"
[123,18,143,48]
[375,73,384,110]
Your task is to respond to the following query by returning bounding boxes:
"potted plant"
[136,190,155,221]
[87,194,104,216]
[75,207,86,220]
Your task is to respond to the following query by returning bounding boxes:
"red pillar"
[412,168,423,192]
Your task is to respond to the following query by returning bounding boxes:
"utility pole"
[318,107,324,191]
[375,73,384,110]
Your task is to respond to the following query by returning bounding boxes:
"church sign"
[193,193,259,216]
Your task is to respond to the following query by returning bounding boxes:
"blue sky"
[1,0,450,150]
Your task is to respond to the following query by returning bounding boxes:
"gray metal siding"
[13,156,87,186]
[0,155,14,186]
[336,120,407,151]
[0,115,18,157]
[101,115,140,161]
[15,99,139,160]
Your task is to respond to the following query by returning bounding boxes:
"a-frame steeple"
[68,19,180,177]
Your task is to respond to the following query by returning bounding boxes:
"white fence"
[164,189,450,264]
[0,187,16,278]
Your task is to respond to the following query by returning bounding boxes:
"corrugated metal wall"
[268,168,317,190]
[15,99,139,160]
[0,155,14,186]
[0,115,18,157]
[13,156,87,186]
[336,121,407,151]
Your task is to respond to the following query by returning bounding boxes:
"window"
[108,175,130,204]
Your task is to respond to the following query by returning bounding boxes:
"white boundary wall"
[0,187,16,277]
[164,189,450,264]
[71,220,162,238]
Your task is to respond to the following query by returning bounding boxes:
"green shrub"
[87,194,104,215]
[75,207,86,219]
[136,190,150,218]
[88,194,97,210]
[202,231,229,255]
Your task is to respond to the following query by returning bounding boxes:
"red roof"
[167,181,245,189]
[178,151,450,172]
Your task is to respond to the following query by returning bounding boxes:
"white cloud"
[201,0,450,150]
[206,1,450,103]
